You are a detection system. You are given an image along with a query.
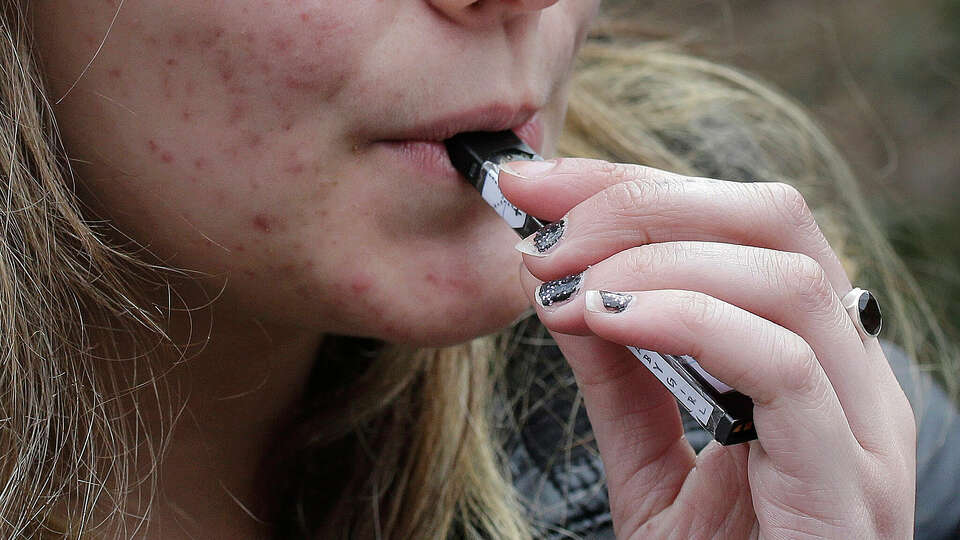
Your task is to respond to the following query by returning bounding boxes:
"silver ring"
[841,287,882,340]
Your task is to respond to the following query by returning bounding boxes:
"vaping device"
[444,130,757,446]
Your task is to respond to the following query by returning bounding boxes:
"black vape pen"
[444,130,757,446]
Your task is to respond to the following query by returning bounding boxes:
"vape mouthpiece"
[443,130,757,446]
[444,130,550,238]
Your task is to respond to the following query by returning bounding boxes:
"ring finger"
[519,241,904,451]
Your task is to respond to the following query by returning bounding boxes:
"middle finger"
[520,241,903,451]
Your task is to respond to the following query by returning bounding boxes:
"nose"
[428,0,560,28]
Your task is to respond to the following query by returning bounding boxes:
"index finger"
[498,157,715,221]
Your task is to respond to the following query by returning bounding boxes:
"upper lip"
[378,103,539,142]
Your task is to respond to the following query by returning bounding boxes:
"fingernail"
[585,290,633,313]
[536,272,583,307]
[515,218,566,256]
[499,159,558,180]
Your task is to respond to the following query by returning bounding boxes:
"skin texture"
[31,1,600,537]
[30,1,915,538]
[34,0,599,347]
[500,159,916,538]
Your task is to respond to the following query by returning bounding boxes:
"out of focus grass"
[879,202,960,343]
[598,0,960,343]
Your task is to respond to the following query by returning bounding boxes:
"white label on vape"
[677,355,735,394]
[627,346,714,425]
[481,162,527,228]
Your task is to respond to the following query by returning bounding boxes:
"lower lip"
[376,114,544,183]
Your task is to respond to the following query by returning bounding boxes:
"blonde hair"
[2,2,956,538]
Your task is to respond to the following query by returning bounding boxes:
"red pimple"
[108,68,122,79]
[351,274,373,294]
[193,157,208,170]
[233,244,246,252]
[299,12,311,22]
[160,151,175,163]
[147,140,158,153]
[252,214,273,233]
[181,110,193,121]
[165,58,178,66]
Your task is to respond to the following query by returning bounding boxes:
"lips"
[374,112,544,183]
[381,103,539,142]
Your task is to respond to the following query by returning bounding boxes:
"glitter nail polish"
[599,290,633,313]
[537,273,583,307]
[533,219,565,253]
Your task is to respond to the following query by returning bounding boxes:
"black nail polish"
[599,290,633,313]
[533,219,565,253]
[538,272,583,307]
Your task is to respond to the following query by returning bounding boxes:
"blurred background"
[596,0,960,344]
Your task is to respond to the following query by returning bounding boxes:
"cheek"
[35,1,387,322]
[176,3,359,104]
[51,2,372,248]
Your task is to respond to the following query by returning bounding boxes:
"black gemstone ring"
[841,287,882,339]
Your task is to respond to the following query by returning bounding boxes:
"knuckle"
[620,243,681,278]
[600,178,662,219]
[676,290,720,335]
[772,334,825,398]
[764,182,818,232]
[593,160,664,186]
[597,160,638,184]
[779,251,836,315]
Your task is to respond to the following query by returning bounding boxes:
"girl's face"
[33,1,600,346]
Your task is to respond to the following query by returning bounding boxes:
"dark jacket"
[505,338,960,539]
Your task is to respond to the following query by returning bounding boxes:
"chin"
[372,280,532,348]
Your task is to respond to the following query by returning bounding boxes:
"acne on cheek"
[132,8,356,179]
[171,8,355,106]
[424,271,481,298]
[252,213,287,234]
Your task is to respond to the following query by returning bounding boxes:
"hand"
[498,158,916,539]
